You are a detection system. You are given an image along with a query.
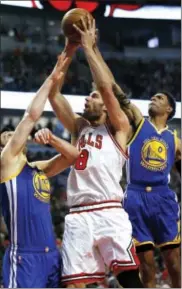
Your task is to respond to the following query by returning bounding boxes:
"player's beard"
[82,111,101,122]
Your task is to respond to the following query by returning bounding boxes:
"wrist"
[84,45,94,55]
[48,132,54,143]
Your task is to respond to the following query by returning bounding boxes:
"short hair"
[160,91,176,121]
[0,127,14,134]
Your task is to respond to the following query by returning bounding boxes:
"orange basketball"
[61,8,94,43]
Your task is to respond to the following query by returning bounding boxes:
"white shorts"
[61,201,139,286]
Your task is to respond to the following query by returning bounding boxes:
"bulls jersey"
[0,163,56,250]
[67,123,127,207]
[126,118,177,186]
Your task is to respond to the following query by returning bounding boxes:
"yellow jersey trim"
[133,238,155,247]
[156,221,180,248]
[0,161,26,184]
[148,120,169,134]
[156,240,181,248]
[127,118,145,146]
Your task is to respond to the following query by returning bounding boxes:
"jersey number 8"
[75,149,89,170]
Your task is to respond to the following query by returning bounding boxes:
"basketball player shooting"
[48,18,143,289]
[73,16,181,288]
[0,54,80,288]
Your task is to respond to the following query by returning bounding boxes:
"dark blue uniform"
[0,163,61,288]
[124,118,180,248]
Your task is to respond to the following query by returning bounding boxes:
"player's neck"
[149,116,167,131]
[90,114,106,127]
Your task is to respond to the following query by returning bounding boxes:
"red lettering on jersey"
[87,133,94,147]
[95,135,103,149]
[79,135,86,149]
[78,134,103,150]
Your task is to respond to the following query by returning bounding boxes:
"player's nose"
[85,95,92,102]
[151,95,156,102]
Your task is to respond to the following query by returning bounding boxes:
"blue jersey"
[0,163,56,251]
[126,118,177,186]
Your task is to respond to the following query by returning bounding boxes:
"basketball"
[61,8,94,43]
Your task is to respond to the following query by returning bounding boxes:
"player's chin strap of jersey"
[175,159,181,176]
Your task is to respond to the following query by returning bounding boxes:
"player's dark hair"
[0,127,14,134]
[159,91,176,121]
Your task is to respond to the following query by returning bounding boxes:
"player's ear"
[166,105,172,114]
[103,104,107,113]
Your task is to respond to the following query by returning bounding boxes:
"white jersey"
[67,123,127,207]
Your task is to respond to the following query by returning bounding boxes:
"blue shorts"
[124,184,180,248]
[3,247,62,288]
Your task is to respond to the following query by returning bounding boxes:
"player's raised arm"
[48,40,88,135]
[74,18,130,134]
[1,54,69,161]
[93,26,143,127]
[31,128,80,177]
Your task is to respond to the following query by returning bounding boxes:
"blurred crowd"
[1,48,181,101]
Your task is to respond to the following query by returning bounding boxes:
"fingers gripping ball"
[61,8,94,43]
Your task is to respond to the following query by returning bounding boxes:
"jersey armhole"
[105,123,128,160]
[0,161,26,184]
[127,117,145,146]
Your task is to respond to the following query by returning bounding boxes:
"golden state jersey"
[67,123,127,207]
[126,118,177,186]
[0,164,56,250]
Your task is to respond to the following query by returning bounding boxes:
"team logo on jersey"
[33,172,51,203]
[141,137,168,171]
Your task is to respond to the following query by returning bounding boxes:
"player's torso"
[67,123,127,206]
[0,164,56,250]
[127,118,176,186]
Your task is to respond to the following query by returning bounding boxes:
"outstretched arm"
[74,18,130,135]
[31,128,79,177]
[93,29,143,127]
[1,55,69,160]
[48,40,88,135]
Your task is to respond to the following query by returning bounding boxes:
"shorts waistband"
[127,183,170,192]
[70,200,122,214]
[8,245,56,253]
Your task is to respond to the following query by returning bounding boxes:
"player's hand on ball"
[73,15,96,49]
[34,128,53,145]
[65,37,80,55]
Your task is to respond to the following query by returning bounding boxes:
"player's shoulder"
[0,156,27,184]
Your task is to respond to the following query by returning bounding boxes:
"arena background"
[0,0,181,287]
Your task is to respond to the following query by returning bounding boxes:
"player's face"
[148,93,172,118]
[0,131,14,152]
[83,90,106,121]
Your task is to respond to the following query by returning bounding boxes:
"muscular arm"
[84,46,130,134]
[1,78,54,160]
[32,129,79,177]
[1,55,68,161]
[48,42,87,135]
[94,46,143,127]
